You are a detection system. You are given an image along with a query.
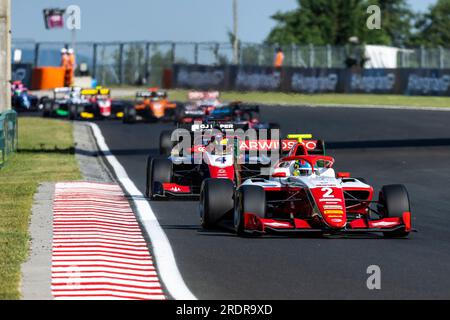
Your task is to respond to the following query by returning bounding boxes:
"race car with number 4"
[148,127,324,200]
[199,153,414,238]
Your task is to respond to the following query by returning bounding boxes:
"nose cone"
[310,187,347,229]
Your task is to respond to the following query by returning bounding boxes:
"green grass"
[0,117,80,299]
[162,90,450,108]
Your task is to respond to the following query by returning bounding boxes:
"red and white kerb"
[51,182,165,300]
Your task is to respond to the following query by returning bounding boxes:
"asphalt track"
[94,105,450,299]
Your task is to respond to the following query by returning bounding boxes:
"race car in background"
[175,91,221,123]
[42,87,82,118]
[69,87,124,120]
[206,101,280,131]
[123,88,177,123]
[11,81,41,111]
[199,154,413,238]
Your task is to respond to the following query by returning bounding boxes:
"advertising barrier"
[172,64,450,96]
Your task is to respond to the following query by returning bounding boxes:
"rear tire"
[234,185,266,235]
[379,184,411,238]
[124,106,137,123]
[159,130,174,155]
[199,179,234,229]
[42,101,53,117]
[146,157,172,200]
[69,104,78,120]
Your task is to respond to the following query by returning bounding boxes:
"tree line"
[266,0,450,47]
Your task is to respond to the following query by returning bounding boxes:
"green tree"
[411,0,450,47]
[266,0,367,45]
[363,0,414,46]
[266,0,414,46]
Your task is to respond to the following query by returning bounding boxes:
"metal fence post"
[420,45,425,69]
[194,43,199,65]
[92,43,97,78]
[170,42,176,66]
[439,46,444,69]
[34,42,40,67]
[326,44,332,68]
[309,43,315,68]
[144,42,150,84]
[118,43,124,85]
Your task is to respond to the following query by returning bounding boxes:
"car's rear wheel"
[234,185,266,236]
[159,130,174,155]
[69,104,78,120]
[123,106,137,123]
[200,179,234,229]
[146,157,172,200]
[379,184,411,238]
[42,101,53,117]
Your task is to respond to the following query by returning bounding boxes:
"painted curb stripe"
[51,182,166,300]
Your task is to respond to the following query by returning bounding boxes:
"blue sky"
[12,0,437,43]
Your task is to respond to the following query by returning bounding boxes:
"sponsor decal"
[291,73,338,93]
[264,221,291,228]
[407,74,450,94]
[236,70,281,91]
[371,221,398,227]
[177,68,225,88]
[351,73,396,92]
[324,210,344,215]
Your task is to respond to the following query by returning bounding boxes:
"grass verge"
[0,117,80,299]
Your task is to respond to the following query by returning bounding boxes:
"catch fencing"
[12,39,450,86]
[0,110,18,168]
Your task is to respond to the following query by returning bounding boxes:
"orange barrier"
[31,67,65,90]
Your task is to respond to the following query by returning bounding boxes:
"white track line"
[89,123,197,300]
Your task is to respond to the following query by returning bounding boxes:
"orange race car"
[123,88,178,123]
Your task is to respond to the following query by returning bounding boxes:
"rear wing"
[81,88,111,96]
[187,91,220,101]
[136,90,166,98]
[232,102,260,113]
[54,87,72,94]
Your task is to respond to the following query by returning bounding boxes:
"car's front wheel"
[200,179,234,229]
[378,184,411,238]
[234,185,266,236]
[146,157,172,200]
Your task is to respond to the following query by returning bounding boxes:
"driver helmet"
[293,160,312,176]
[213,136,232,155]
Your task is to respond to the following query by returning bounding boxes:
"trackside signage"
[172,64,450,96]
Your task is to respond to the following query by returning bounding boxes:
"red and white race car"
[199,154,413,238]
[176,91,222,123]
[148,127,324,200]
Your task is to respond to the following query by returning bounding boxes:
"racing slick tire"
[379,184,411,238]
[200,178,234,229]
[68,104,79,120]
[42,100,54,117]
[123,106,137,124]
[146,157,173,200]
[159,130,174,155]
[234,185,266,236]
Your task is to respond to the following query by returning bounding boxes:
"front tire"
[146,157,172,200]
[234,185,266,235]
[199,179,234,229]
[379,184,411,238]
[69,104,78,120]
[42,101,53,117]
[124,106,137,124]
